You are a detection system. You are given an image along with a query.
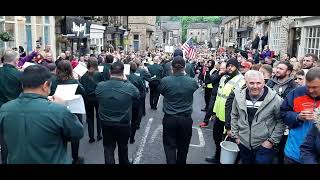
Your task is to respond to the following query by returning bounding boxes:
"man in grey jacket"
[231,70,285,164]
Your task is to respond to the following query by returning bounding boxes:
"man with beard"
[302,53,319,74]
[209,58,245,163]
[266,61,297,99]
[266,61,297,164]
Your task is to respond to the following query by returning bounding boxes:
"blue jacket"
[300,124,320,164]
[280,86,320,163]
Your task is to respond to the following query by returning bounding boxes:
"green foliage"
[170,16,181,21]
[180,16,221,42]
[0,32,14,42]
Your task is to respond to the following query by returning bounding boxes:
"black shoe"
[72,157,85,164]
[205,156,219,164]
[97,136,102,141]
[129,138,135,144]
[89,138,95,143]
[201,108,208,112]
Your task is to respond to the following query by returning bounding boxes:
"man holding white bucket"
[231,70,285,164]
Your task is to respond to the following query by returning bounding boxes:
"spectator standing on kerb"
[231,70,285,164]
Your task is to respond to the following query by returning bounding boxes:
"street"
[73,85,216,164]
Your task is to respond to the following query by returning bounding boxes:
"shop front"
[59,16,91,57]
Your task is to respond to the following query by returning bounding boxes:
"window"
[198,32,200,35]
[134,35,139,40]
[44,26,50,45]
[229,27,233,38]
[304,26,320,57]
[269,20,281,55]
[26,25,32,53]
[0,17,4,49]
[44,16,50,46]
[25,16,31,23]
[45,16,50,24]
[5,23,15,48]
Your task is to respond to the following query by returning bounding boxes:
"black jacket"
[266,76,297,99]
[225,84,246,130]
[252,36,260,50]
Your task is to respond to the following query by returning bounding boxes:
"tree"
[170,16,181,21]
[180,16,221,42]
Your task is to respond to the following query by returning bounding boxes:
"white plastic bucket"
[220,137,240,164]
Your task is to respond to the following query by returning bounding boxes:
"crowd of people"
[195,43,320,164]
[0,40,320,164]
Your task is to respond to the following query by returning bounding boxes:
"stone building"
[222,16,240,48]
[292,16,320,59]
[0,16,56,58]
[128,16,156,52]
[254,16,294,58]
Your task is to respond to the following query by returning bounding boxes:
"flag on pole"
[181,36,196,59]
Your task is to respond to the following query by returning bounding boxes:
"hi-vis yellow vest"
[213,74,245,122]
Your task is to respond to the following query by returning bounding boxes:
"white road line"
[149,124,163,144]
[148,125,206,148]
[133,118,153,164]
[189,126,205,147]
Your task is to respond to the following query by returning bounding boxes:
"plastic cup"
[302,102,314,112]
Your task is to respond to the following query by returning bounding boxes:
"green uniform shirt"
[80,71,104,96]
[50,77,85,96]
[159,72,198,115]
[0,64,23,107]
[127,72,146,98]
[95,78,139,125]
[101,63,111,81]
[0,93,83,164]
[163,61,172,77]
[147,64,164,81]
[185,63,195,78]
[136,68,151,83]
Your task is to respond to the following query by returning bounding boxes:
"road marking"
[148,125,205,148]
[189,126,205,148]
[133,118,153,164]
[149,124,163,144]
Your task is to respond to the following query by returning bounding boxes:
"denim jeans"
[239,143,276,164]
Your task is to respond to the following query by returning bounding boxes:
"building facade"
[222,16,240,47]
[293,16,320,59]
[0,16,56,58]
[55,16,91,57]
[100,16,129,52]
[128,16,156,52]
[155,20,181,48]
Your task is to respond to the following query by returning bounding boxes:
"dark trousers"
[239,143,276,164]
[0,135,7,164]
[149,80,161,109]
[277,134,288,164]
[102,124,130,164]
[71,114,83,161]
[130,101,143,141]
[284,155,300,164]
[162,113,193,164]
[84,96,101,140]
[212,118,225,160]
[203,95,217,124]
[204,88,212,109]
[142,96,146,116]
